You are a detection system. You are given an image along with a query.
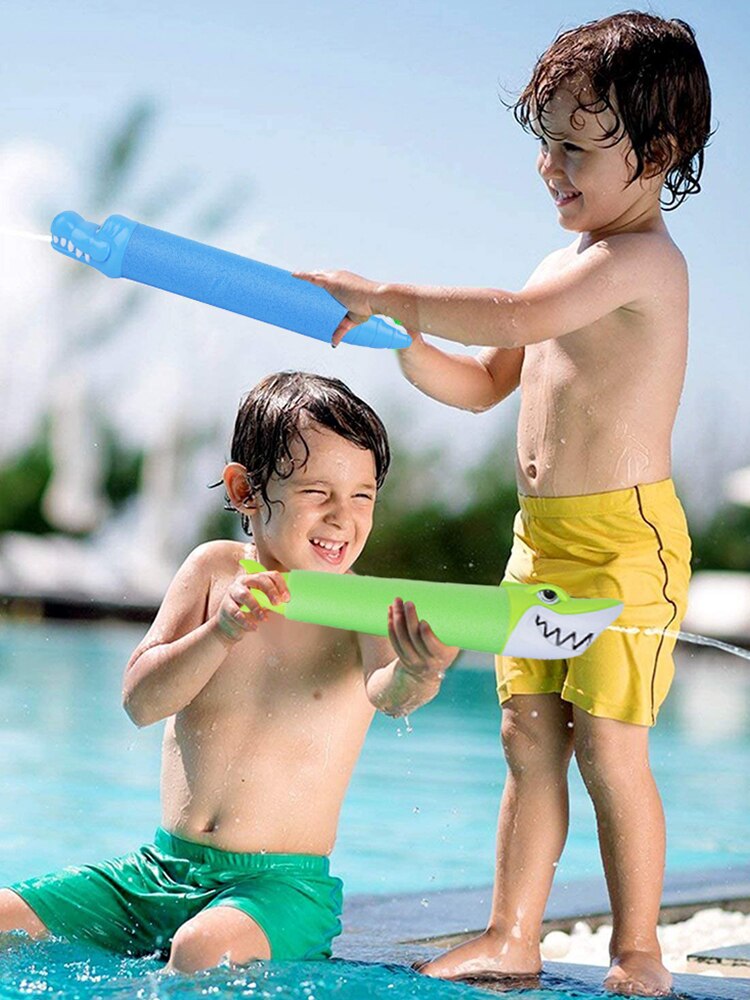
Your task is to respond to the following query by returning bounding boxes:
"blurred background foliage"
[2,424,747,582]
[0,99,747,598]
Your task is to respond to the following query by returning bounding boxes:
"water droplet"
[530,710,539,718]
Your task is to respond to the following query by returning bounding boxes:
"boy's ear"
[223,463,258,513]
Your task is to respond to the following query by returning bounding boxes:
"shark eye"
[537,589,560,605]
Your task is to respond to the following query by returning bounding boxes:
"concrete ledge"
[338,865,750,952]
[687,942,750,978]
[335,867,750,997]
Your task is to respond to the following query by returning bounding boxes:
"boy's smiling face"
[230,422,378,575]
[535,84,663,236]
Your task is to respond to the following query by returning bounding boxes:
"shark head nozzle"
[502,582,623,659]
[50,211,137,278]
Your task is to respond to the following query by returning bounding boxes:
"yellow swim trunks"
[496,479,691,727]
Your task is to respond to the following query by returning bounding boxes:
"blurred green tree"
[0,99,249,539]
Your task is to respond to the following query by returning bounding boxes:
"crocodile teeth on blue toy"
[50,211,410,350]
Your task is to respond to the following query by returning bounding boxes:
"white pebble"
[548,908,750,972]
[541,930,571,959]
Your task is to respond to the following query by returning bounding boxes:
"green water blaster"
[239,560,622,658]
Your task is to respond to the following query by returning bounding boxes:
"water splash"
[608,624,750,661]
[0,226,51,242]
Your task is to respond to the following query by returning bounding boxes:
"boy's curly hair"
[513,11,712,209]
[226,371,390,536]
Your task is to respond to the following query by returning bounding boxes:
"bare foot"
[604,951,672,997]
[417,927,541,982]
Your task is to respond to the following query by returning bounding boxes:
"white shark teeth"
[54,235,90,263]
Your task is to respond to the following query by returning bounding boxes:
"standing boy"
[296,13,711,996]
[0,372,458,970]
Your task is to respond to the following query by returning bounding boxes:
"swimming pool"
[1,620,748,998]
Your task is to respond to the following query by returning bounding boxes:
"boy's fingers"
[387,601,412,663]
[387,601,403,645]
[243,573,288,605]
[292,269,324,283]
[403,603,434,662]
[390,599,431,665]
[229,605,256,631]
[270,571,291,603]
[259,572,289,604]
[331,313,367,348]
[420,621,457,662]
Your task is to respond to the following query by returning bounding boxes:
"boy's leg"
[166,906,271,973]
[421,693,574,980]
[0,889,49,940]
[573,708,671,997]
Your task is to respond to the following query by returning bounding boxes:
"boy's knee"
[574,720,650,788]
[168,923,216,972]
[167,911,270,973]
[501,710,574,775]
[0,889,49,938]
[168,922,224,973]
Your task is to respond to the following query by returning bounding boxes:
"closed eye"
[538,138,584,154]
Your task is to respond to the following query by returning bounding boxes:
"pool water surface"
[0,621,748,998]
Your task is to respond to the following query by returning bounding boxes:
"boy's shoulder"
[555,229,687,292]
[181,538,249,577]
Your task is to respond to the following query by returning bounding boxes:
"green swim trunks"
[10,828,343,960]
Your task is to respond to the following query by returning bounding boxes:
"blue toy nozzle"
[49,209,411,349]
[50,211,138,278]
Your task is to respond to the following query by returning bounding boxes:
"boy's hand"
[213,571,290,646]
[292,268,378,347]
[388,597,459,680]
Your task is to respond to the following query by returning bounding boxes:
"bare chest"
[194,614,362,716]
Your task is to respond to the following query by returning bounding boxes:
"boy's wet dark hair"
[227,371,390,536]
[513,11,712,209]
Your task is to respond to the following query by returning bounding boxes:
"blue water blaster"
[50,211,410,350]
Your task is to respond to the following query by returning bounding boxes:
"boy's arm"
[398,332,524,412]
[296,233,665,349]
[122,544,288,727]
[362,598,459,717]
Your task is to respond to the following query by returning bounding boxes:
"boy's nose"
[323,500,351,528]
[538,147,564,178]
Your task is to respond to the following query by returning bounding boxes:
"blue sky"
[1,0,749,518]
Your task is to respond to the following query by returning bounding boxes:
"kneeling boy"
[0,371,458,971]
